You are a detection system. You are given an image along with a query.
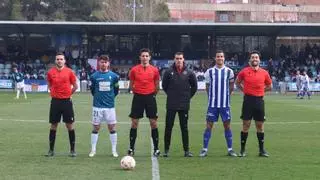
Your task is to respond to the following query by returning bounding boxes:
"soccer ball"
[120,156,136,170]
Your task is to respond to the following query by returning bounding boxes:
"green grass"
[0,91,320,180]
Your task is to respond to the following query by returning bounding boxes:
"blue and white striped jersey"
[204,66,234,108]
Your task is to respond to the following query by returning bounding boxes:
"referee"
[127,48,161,157]
[46,52,78,157]
[162,52,197,157]
[236,51,272,157]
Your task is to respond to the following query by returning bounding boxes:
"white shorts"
[16,82,25,89]
[92,107,117,125]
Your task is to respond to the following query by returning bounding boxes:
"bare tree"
[135,0,170,22]
[90,0,130,21]
[1,0,170,22]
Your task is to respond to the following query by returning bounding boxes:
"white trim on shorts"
[92,107,117,125]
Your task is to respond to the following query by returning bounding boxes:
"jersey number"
[93,110,99,117]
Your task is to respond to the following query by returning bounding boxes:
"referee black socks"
[240,131,248,152]
[68,129,75,152]
[152,128,159,150]
[256,132,265,152]
[49,129,56,151]
[129,128,137,150]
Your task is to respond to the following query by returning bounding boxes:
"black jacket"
[162,64,197,110]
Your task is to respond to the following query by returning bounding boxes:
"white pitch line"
[151,138,160,180]
[0,118,320,125]
[0,118,159,125]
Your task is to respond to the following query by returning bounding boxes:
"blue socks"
[203,127,233,150]
[203,128,212,149]
[224,129,233,149]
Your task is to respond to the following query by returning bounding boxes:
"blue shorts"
[206,107,231,122]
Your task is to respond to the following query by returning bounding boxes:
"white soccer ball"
[120,155,136,170]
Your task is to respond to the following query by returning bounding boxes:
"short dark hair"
[139,48,152,56]
[56,52,65,57]
[99,55,110,61]
[174,52,184,57]
[249,50,261,59]
[215,50,224,56]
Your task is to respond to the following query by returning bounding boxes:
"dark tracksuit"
[162,64,197,152]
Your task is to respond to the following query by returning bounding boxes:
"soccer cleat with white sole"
[69,151,77,157]
[112,151,119,158]
[259,150,269,157]
[184,151,193,157]
[227,150,238,157]
[45,150,54,157]
[153,149,161,157]
[127,149,135,156]
[239,150,247,157]
[89,151,96,157]
[199,149,208,157]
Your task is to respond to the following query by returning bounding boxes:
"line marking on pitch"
[0,118,320,125]
[151,138,160,180]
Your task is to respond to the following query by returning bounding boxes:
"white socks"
[110,133,117,153]
[91,132,117,153]
[16,89,20,99]
[23,89,27,99]
[91,133,99,152]
[16,89,27,99]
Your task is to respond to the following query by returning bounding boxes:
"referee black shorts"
[129,93,158,119]
[240,94,265,121]
[49,98,75,124]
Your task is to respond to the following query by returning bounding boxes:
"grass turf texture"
[0,92,319,180]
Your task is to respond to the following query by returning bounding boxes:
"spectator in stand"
[279,44,286,59]
[267,57,274,74]
[80,67,89,91]
[80,67,88,81]
[312,44,318,58]
[305,43,312,56]
[120,69,126,80]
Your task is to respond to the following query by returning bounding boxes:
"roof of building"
[1,21,320,36]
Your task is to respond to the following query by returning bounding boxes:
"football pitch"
[0,91,319,180]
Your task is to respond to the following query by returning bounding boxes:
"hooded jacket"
[162,63,197,110]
